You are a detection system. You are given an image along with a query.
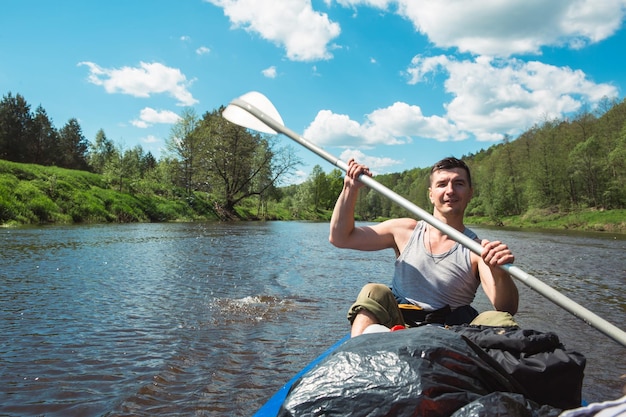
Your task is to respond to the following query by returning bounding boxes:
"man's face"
[428,168,473,217]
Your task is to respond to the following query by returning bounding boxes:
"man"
[329,157,519,337]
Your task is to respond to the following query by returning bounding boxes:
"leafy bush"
[29,195,58,222]
[155,200,191,221]
[0,198,22,224]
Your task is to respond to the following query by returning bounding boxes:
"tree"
[325,168,345,210]
[57,118,89,170]
[309,165,328,211]
[103,145,143,194]
[366,188,383,219]
[141,151,157,173]
[569,136,605,207]
[196,108,300,214]
[293,165,334,214]
[165,108,199,196]
[605,131,626,208]
[29,106,59,166]
[0,92,32,162]
[89,129,116,173]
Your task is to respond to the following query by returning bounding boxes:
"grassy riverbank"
[0,160,221,225]
[467,208,626,234]
[2,159,624,234]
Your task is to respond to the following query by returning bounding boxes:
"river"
[1,221,624,416]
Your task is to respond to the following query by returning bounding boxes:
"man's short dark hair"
[430,157,472,187]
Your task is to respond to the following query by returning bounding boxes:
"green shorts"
[347,283,518,329]
[347,283,405,328]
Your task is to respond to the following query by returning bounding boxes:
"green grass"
[467,208,626,233]
[2,159,624,233]
[0,160,220,226]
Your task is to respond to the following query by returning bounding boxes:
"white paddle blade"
[223,91,284,134]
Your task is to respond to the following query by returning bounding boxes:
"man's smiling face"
[428,168,473,218]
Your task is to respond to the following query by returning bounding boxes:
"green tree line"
[1,91,625,228]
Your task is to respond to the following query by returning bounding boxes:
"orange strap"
[398,303,423,311]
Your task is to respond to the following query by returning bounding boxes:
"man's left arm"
[476,239,519,315]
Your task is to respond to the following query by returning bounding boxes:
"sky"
[1,0,626,184]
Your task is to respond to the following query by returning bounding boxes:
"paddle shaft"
[228,98,626,348]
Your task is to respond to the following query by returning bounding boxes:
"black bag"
[278,326,563,417]
[448,325,586,410]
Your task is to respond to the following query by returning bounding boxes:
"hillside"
[0,160,220,225]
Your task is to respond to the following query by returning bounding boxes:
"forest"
[1,91,625,229]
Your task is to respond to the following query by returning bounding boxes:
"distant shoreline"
[466,209,626,235]
[2,159,624,234]
[4,211,625,236]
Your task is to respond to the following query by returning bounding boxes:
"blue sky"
[1,0,625,183]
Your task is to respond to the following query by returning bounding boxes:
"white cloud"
[205,0,341,61]
[368,102,466,142]
[334,0,392,8]
[326,0,625,57]
[142,135,161,144]
[196,46,211,55]
[262,66,277,78]
[338,149,402,175]
[407,54,619,140]
[303,102,464,148]
[205,0,625,60]
[304,110,365,147]
[131,120,149,129]
[304,49,619,147]
[78,61,198,106]
[395,0,626,56]
[288,169,309,185]
[131,107,182,128]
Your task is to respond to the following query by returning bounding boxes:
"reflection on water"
[0,222,624,416]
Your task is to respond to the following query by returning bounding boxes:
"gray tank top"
[391,221,480,310]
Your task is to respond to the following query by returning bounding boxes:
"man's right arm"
[328,159,405,253]
[329,178,362,248]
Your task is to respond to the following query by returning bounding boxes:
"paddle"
[222,91,626,348]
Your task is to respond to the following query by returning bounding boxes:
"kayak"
[251,326,587,417]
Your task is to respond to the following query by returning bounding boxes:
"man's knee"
[360,283,393,300]
[347,283,403,328]
[470,310,519,327]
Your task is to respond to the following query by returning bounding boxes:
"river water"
[1,221,624,416]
